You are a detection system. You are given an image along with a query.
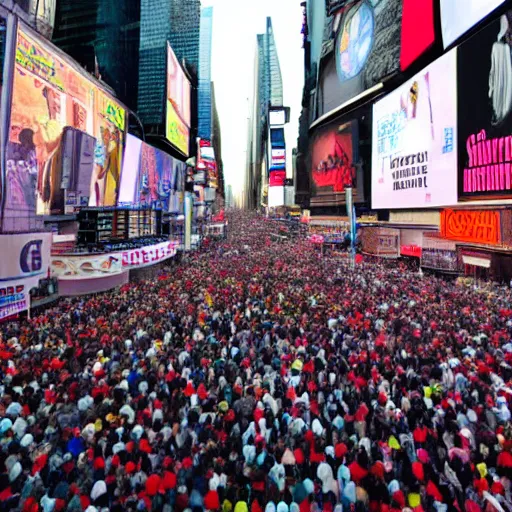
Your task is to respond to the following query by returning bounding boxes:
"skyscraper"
[245,17,284,209]
[169,0,201,77]
[198,6,213,140]
[211,82,225,198]
[54,0,200,146]
[53,0,141,111]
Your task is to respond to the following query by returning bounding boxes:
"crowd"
[1,211,512,512]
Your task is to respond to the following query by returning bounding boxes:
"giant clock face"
[335,1,375,82]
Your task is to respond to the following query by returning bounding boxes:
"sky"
[202,0,305,199]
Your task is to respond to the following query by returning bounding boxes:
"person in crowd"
[1,210,512,512]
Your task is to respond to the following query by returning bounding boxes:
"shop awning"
[462,255,491,268]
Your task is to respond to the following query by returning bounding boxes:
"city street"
[1,212,512,511]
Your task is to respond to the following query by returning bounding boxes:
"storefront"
[421,235,458,274]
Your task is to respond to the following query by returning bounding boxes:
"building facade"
[211,82,225,198]
[198,6,213,140]
[53,0,140,111]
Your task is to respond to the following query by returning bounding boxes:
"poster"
[372,50,457,209]
[441,0,506,49]
[458,9,512,200]
[310,119,361,207]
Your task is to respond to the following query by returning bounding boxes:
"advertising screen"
[119,136,180,211]
[136,143,174,210]
[269,109,286,126]
[441,0,506,49]
[118,134,143,206]
[201,147,215,160]
[400,0,435,71]
[271,149,286,170]
[269,170,286,187]
[458,9,512,200]
[372,50,458,209]
[318,0,402,116]
[310,119,361,207]
[3,27,125,231]
[167,43,191,155]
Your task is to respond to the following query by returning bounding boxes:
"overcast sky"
[202,0,305,199]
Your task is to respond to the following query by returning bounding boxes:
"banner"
[441,209,501,245]
[52,241,178,278]
[441,0,506,48]
[458,9,512,200]
[310,119,361,207]
[372,50,458,209]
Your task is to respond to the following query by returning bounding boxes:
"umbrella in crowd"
[1,210,512,512]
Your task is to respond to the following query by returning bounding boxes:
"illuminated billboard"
[3,26,126,231]
[166,43,191,155]
[372,50,458,209]
[271,149,286,170]
[119,135,181,211]
[269,109,286,126]
[309,119,362,207]
[441,0,506,48]
[457,9,512,201]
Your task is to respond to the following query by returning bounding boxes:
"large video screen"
[372,50,458,209]
[309,119,361,207]
[119,136,182,212]
[318,0,402,116]
[3,27,125,231]
[441,0,506,49]
[458,8,512,201]
[166,43,191,155]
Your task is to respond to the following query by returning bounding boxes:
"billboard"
[458,9,512,201]
[269,109,286,126]
[372,50,458,209]
[269,170,286,187]
[310,119,361,207]
[271,149,286,170]
[4,27,125,231]
[166,43,191,155]
[400,0,435,71]
[119,135,182,211]
[318,0,402,115]
[441,0,506,49]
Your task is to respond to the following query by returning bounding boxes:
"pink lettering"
[507,163,512,190]
[500,163,506,191]
[122,253,129,267]
[506,136,511,163]
[493,138,499,165]
[499,137,505,164]
[494,164,500,191]
[142,250,150,264]
[467,134,475,167]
